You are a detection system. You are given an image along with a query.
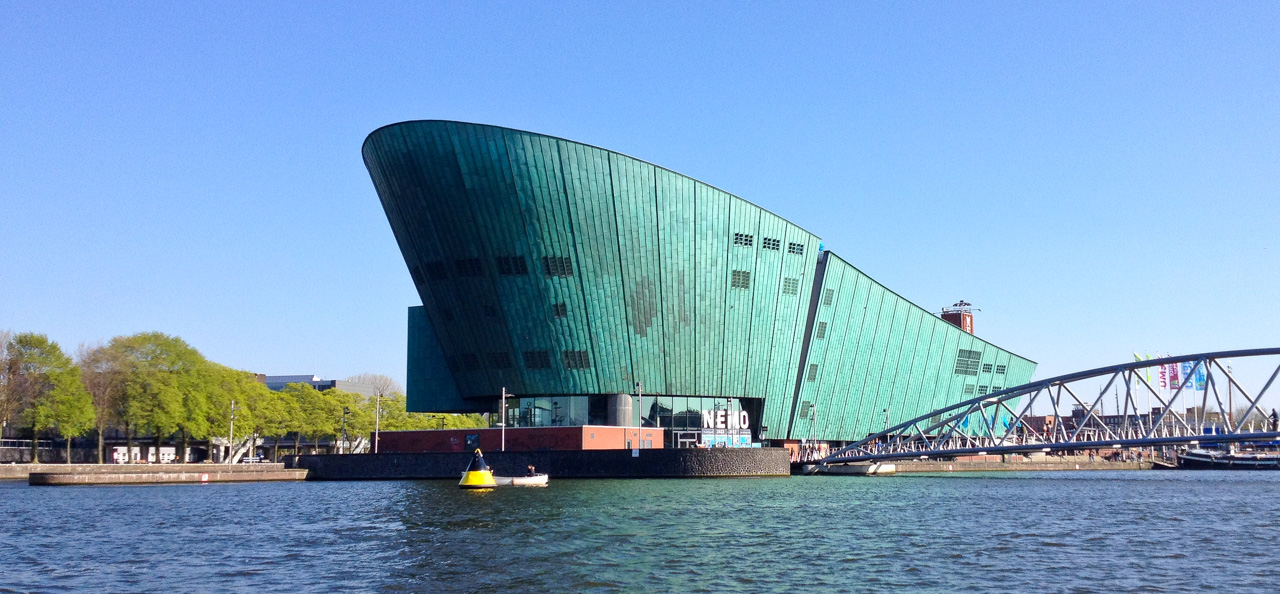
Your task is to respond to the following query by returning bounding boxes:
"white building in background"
[260,375,378,397]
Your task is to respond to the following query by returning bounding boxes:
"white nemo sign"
[701,409,749,430]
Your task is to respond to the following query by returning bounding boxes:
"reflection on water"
[3,471,1280,592]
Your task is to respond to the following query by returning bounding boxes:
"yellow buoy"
[459,448,497,489]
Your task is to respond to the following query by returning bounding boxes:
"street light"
[340,406,351,455]
[227,400,237,464]
[374,392,381,454]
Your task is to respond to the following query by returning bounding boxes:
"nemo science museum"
[363,121,1035,451]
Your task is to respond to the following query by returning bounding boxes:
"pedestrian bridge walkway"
[819,348,1280,466]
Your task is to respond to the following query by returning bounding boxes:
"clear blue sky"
[3,3,1277,400]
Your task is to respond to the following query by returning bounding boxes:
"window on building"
[816,321,827,339]
[992,386,1002,392]
[496,255,528,276]
[426,261,448,280]
[955,349,981,376]
[543,256,573,277]
[462,353,481,370]
[806,364,819,382]
[483,304,498,318]
[487,352,512,369]
[454,258,484,277]
[823,288,835,306]
[964,384,975,395]
[524,350,552,369]
[978,386,989,396]
[563,350,591,369]
[551,302,568,318]
[995,365,1007,374]
[788,242,804,255]
[730,270,751,289]
[782,277,799,295]
[733,233,754,247]
[762,237,781,251]
[982,363,993,373]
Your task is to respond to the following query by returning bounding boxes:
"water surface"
[2,471,1276,592]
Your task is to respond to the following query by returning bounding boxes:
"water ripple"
[3,471,1280,591]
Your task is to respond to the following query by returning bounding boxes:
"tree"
[291,382,342,454]
[7,333,94,463]
[324,388,367,453]
[346,374,402,453]
[114,333,208,460]
[278,382,315,456]
[244,380,289,461]
[0,330,14,432]
[78,343,129,463]
[205,364,270,462]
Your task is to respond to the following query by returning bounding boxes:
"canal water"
[3,471,1278,592]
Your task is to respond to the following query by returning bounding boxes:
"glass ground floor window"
[496,394,764,439]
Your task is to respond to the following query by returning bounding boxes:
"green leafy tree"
[205,364,270,462]
[7,333,94,463]
[114,333,208,459]
[278,382,316,455]
[324,388,368,453]
[244,380,290,461]
[77,343,129,463]
[0,330,15,431]
[293,383,342,454]
[346,373,401,452]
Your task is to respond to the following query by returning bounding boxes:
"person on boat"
[1270,409,1279,432]
[527,464,536,477]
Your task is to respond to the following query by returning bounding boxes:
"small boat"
[494,474,549,487]
[1178,448,1280,470]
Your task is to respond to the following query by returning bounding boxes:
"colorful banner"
[1180,362,1199,391]
[1169,362,1180,390]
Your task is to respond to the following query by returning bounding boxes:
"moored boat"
[494,474,549,487]
[1178,449,1280,470]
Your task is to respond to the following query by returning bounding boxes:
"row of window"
[955,349,982,376]
[411,255,574,284]
[734,233,803,255]
[413,234,809,286]
[957,350,1008,376]
[449,350,592,372]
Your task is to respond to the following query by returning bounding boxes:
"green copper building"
[363,120,1035,446]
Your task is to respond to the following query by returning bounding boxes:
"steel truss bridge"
[820,348,1280,466]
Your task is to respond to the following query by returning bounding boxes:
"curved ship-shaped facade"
[363,120,1034,442]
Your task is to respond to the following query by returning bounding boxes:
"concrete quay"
[3,463,308,485]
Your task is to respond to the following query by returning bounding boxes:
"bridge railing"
[823,348,1280,464]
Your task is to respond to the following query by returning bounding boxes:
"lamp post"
[227,400,237,464]
[634,381,643,449]
[499,387,507,452]
[340,406,350,455]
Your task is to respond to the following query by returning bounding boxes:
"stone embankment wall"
[28,466,306,485]
[292,448,790,480]
[0,463,289,481]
